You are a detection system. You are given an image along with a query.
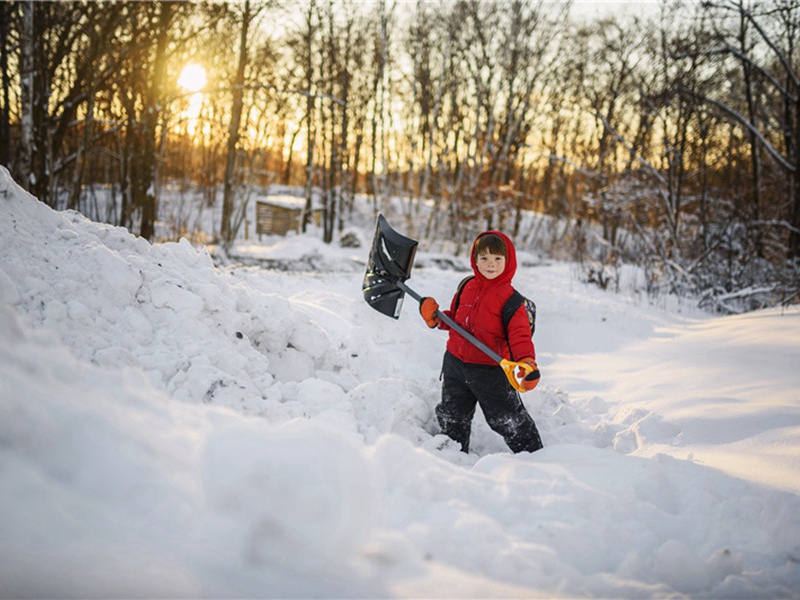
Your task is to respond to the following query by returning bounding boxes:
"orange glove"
[518,358,540,391]
[419,297,440,328]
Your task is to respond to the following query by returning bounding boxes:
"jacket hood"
[469,230,517,285]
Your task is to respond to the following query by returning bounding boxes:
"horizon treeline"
[1,0,799,312]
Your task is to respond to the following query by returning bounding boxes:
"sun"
[176,63,208,136]
[178,63,207,93]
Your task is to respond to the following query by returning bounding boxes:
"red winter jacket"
[440,231,535,365]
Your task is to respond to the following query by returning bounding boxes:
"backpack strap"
[452,275,474,313]
[501,290,525,332]
[502,290,537,360]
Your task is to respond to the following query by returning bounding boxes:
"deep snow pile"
[1,165,800,598]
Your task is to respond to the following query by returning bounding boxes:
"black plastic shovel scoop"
[362,214,537,392]
[362,213,419,319]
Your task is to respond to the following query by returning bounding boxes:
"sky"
[1,163,799,598]
[573,0,661,20]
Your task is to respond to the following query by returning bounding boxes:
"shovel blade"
[362,214,418,319]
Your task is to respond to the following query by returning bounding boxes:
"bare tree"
[221,0,257,246]
[368,0,396,214]
[0,1,14,170]
[293,0,319,232]
[686,0,800,258]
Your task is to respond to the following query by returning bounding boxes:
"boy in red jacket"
[419,231,543,454]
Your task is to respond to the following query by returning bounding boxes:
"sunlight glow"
[178,63,207,93]
[184,93,204,136]
[177,64,208,136]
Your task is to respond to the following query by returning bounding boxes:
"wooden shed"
[255,196,321,236]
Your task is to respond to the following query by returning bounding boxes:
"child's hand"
[419,297,440,328]
[518,358,540,391]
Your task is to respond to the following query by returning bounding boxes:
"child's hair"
[474,233,507,259]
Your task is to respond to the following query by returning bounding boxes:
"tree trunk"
[302,0,317,232]
[0,2,11,169]
[139,3,173,240]
[17,1,35,193]
[68,95,94,211]
[221,0,251,245]
[283,121,302,185]
[739,6,763,257]
[792,97,800,258]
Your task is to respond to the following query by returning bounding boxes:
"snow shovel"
[362,214,537,393]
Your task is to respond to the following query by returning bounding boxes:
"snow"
[1,164,800,598]
[258,195,315,210]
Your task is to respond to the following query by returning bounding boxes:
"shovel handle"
[395,279,536,393]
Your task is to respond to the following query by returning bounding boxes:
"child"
[419,231,543,454]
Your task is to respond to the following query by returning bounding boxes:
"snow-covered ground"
[1,165,799,598]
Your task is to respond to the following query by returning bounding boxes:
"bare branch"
[738,1,800,90]
[592,110,669,188]
[672,45,797,102]
[681,87,796,172]
[704,0,800,89]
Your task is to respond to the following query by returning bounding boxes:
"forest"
[2,0,799,313]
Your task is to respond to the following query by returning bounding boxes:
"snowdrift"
[1,165,799,598]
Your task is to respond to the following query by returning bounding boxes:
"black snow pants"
[436,351,543,454]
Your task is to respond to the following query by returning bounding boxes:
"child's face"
[476,251,506,280]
